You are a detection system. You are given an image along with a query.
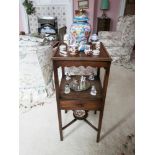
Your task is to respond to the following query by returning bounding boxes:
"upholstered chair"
[98,15,135,65]
[19,35,54,111]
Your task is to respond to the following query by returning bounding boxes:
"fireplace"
[38,16,58,40]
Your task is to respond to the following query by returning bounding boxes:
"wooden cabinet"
[51,42,112,142]
[97,17,111,33]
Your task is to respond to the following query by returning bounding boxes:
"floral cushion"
[98,15,135,69]
[106,46,133,62]
[98,15,135,47]
[99,38,123,47]
[98,31,121,40]
[121,16,135,46]
[116,16,126,32]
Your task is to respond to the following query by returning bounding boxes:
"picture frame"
[78,0,89,9]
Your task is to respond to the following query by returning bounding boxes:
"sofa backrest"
[116,16,126,32]
[116,15,135,46]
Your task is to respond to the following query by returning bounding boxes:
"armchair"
[19,35,54,112]
[98,15,135,67]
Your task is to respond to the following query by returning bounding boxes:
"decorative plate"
[73,110,88,120]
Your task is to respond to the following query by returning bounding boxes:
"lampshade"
[101,0,110,10]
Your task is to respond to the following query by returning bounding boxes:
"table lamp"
[101,0,110,18]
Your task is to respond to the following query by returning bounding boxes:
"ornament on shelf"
[88,73,95,80]
[90,34,99,43]
[90,85,97,96]
[66,73,71,81]
[64,84,70,94]
[70,9,91,52]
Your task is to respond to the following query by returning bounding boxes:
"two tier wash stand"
[51,42,112,142]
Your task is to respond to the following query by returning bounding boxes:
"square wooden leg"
[57,109,63,141]
[96,110,103,142]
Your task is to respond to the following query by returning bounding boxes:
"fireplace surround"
[28,5,67,34]
[38,16,58,40]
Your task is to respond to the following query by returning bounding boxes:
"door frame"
[119,0,127,16]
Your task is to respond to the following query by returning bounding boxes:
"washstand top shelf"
[51,42,112,62]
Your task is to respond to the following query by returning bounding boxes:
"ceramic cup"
[92,49,100,56]
[95,42,100,50]
[59,45,67,51]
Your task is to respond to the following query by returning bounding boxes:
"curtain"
[19,0,29,33]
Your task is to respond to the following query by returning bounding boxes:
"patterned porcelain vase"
[70,10,91,51]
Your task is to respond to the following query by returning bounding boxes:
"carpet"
[19,64,135,155]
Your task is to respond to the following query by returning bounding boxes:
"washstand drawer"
[60,100,103,110]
